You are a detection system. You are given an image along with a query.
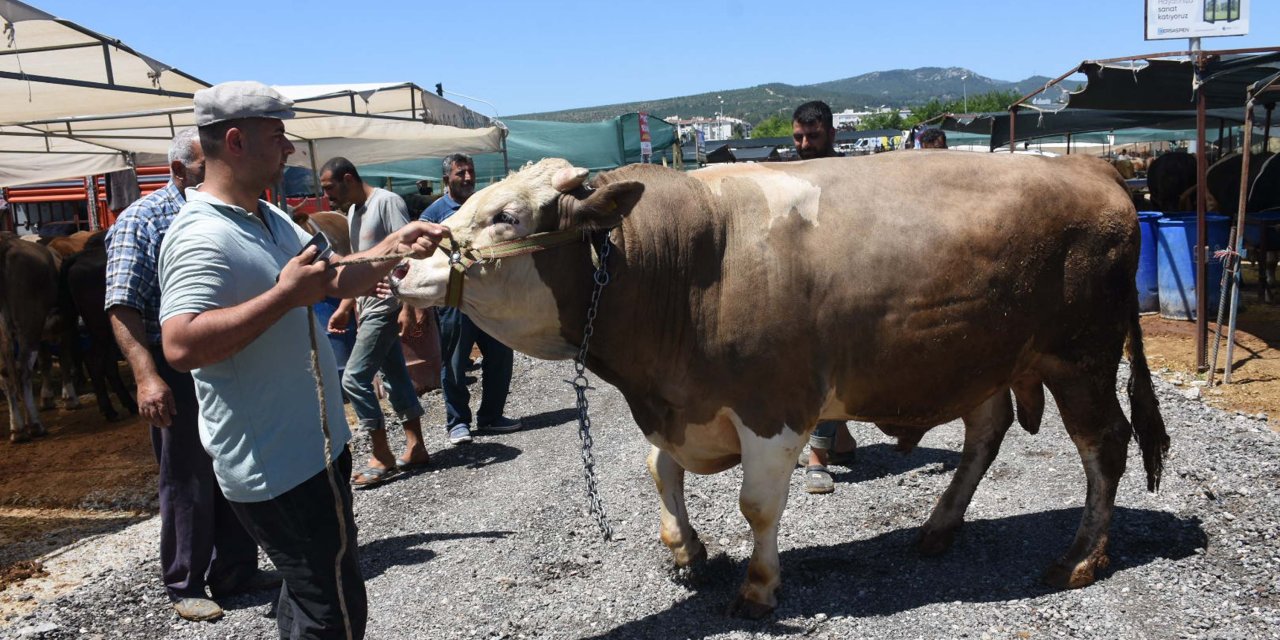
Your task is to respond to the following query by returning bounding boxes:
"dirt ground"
[1142,299,1280,425]
[0,306,1276,599]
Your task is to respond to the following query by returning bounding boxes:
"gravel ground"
[3,355,1279,640]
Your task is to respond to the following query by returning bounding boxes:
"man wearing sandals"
[159,81,448,639]
[791,101,859,494]
[319,156,431,488]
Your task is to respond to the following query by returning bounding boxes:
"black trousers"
[150,347,258,600]
[229,448,367,640]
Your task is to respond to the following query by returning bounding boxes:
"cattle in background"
[0,234,61,441]
[60,232,137,421]
[292,211,353,256]
[394,155,1169,617]
[17,236,85,411]
[1207,151,1274,216]
[44,230,99,260]
[1147,151,1198,213]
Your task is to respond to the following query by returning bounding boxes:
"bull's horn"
[552,167,589,193]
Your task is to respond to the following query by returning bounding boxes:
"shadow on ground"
[361,530,513,580]
[585,506,1205,639]
[829,443,962,484]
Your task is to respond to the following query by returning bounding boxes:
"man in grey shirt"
[159,81,448,639]
[320,157,429,487]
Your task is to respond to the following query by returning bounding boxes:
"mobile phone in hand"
[299,232,336,264]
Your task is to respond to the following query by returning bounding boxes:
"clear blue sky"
[33,0,1280,117]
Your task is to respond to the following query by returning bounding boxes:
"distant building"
[665,115,751,142]
[832,106,912,129]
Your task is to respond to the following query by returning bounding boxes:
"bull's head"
[394,158,643,358]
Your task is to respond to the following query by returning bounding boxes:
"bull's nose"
[391,262,410,282]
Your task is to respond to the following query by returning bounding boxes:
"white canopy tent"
[13,84,506,170]
[1,0,205,185]
[1,0,505,188]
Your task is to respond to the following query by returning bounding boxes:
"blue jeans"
[436,307,513,429]
[340,309,425,432]
[809,421,846,450]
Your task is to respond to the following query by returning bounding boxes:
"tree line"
[750,89,1023,138]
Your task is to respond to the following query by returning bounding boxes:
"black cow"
[59,234,137,422]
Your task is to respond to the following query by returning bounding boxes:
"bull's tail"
[1125,305,1170,492]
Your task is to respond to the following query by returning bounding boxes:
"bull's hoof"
[1043,554,1108,589]
[673,539,707,569]
[916,525,959,556]
[103,411,121,423]
[727,594,775,620]
[39,400,56,411]
[30,424,48,438]
[10,431,30,444]
[64,398,81,410]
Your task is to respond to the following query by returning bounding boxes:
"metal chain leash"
[569,233,615,541]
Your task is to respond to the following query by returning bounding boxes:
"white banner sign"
[1145,0,1249,40]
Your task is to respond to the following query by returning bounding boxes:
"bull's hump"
[692,165,822,228]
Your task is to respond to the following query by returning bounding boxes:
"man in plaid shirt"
[105,128,276,622]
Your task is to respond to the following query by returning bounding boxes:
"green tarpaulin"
[360,113,676,190]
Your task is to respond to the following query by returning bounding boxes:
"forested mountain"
[509,67,1063,123]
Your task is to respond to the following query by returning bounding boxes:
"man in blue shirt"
[418,153,521,445]
[106,128,275,622]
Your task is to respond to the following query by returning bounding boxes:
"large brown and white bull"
[392,153,1169,617]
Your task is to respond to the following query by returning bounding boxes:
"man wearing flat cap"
[158,80,449,639]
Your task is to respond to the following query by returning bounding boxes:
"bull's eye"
[492,212,519,226]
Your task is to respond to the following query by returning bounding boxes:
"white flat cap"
[194,81,295,127]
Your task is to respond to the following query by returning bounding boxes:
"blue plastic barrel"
[1156,213,1230,320]
[312,297,357,376]
[1136,212,1162,313]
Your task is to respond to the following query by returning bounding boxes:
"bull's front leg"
[646,446,706,567]
[730,420,805,619]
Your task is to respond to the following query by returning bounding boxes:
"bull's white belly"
[644,407,805,475]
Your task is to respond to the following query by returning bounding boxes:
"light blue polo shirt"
[158,189,349,503]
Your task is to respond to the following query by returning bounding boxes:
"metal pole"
[1194,43,1209,372]
[501,128,511,177]
[307,140,323,207]
[1224,96,1257,383]
[1008,108,1017,153]
[1208,228,1236,386]
[1266,103,1274,145]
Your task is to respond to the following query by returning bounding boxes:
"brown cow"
[393,155,1169,617]
[0,234,61,441]
[45,230,103,260]
[292,211,352,256]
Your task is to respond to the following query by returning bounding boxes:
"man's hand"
[277,246,330,307]
[398,305,420,338]
[327,306,351,334]
[136,373,176,428]
[395,221,450,258]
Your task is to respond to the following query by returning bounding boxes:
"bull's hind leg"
[918,388,1015,555]
[1043,374,1130,588]
[729,419,806,619]
[646,446,706,567]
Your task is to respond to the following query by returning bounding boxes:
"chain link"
[570,233,614,541]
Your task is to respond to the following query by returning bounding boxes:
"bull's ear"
[564,181,644,230]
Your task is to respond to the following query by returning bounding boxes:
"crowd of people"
[102,83,950,638]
